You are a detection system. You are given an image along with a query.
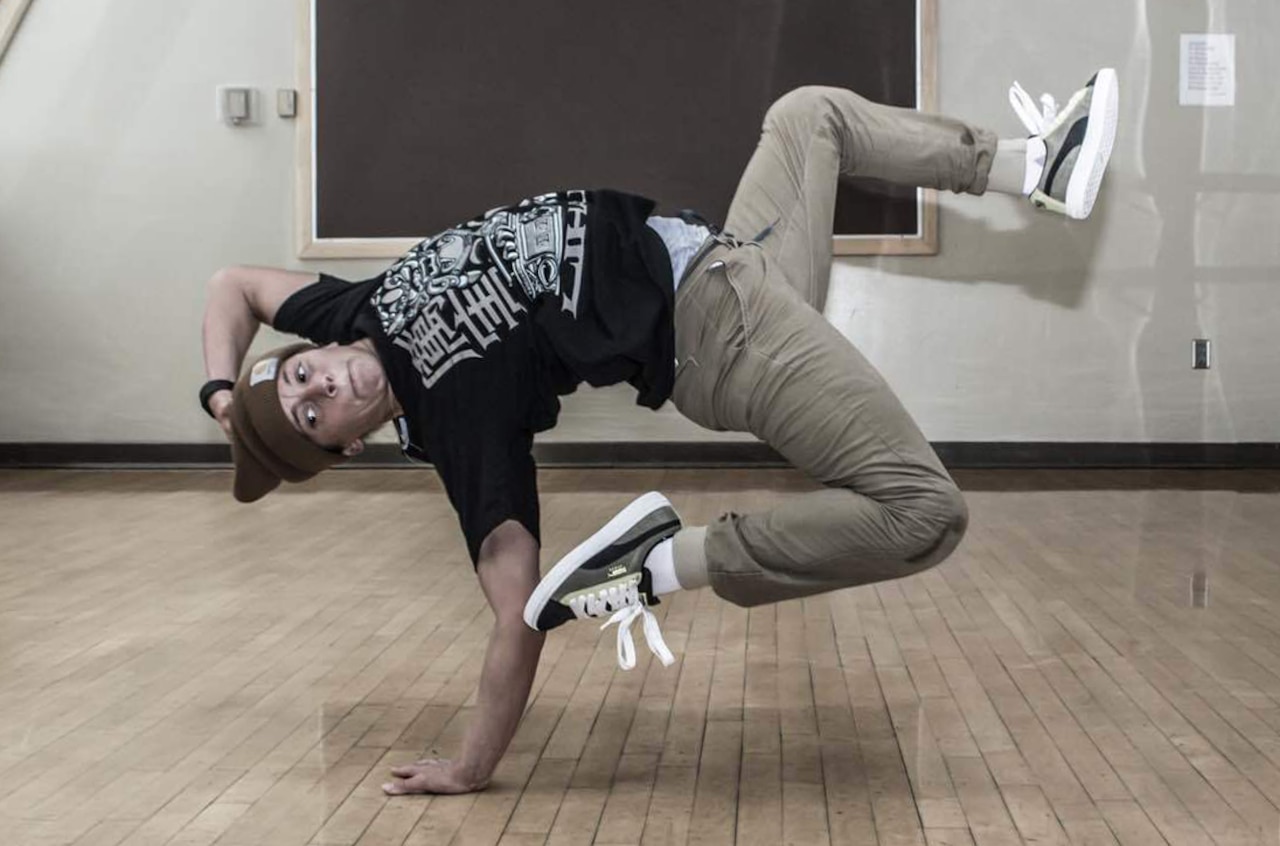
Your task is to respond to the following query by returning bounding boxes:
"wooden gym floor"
[2,468,1279,846]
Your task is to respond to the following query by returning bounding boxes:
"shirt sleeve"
[273,273,384,345]
[430,417,541,567]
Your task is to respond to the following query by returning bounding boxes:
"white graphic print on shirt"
[371,191,588,390]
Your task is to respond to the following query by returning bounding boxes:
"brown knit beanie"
[229,343,350,502]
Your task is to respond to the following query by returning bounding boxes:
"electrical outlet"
[1192,339,1211,370]
[1192,339,1211,369]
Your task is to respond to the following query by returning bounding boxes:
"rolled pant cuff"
[969,126,1000,195]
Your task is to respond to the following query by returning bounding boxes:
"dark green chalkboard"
[311,0,931,251]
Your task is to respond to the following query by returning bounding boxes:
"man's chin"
[350,357,386,401]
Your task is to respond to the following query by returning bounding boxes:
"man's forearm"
[382,521,543,796]
[454,618,544,787]
[202,268,261,382]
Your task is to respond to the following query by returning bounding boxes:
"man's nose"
[305,375,338,400]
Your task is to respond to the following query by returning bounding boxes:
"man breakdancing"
[200,70,1118,794]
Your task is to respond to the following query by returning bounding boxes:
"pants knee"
[902,483,969,573]
[763,85,845,131]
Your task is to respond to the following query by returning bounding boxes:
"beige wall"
[1,1,1275,445]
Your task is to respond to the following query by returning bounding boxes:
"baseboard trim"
[1,442,1278,470]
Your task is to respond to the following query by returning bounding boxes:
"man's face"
[276,342,391,451]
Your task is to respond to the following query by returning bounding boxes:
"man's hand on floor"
[382,757,486,795]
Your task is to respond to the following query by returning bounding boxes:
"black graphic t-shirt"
[274,190,676,565]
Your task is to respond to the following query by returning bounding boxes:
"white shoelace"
[567,580,674,670]
[601,605,674,671]
[1008,81,1059,137]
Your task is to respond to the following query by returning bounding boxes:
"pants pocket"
[673,246,763,431]
[700,258,755,351]
[722,269,753,347]
[672,354,722,431]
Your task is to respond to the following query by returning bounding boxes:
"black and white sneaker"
[1010,68,1119,220]
[523,491,681,670]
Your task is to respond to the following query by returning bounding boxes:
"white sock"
[644,538,683,595]
[1024,136,1047,195]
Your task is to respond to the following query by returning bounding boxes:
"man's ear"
[342,438,365,457]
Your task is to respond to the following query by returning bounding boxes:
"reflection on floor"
[1,468,1278,845]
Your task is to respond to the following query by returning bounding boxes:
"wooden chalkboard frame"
[0,0,35,64]
[295,0,937,260]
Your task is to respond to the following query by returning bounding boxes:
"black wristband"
[200,379,236,419]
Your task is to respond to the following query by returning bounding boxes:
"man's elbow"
[207,265,242,292]
[476,521,542,629]
[206,265,269,324]
[206,266,250,309]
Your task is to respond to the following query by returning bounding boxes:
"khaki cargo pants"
[670,86,998,606]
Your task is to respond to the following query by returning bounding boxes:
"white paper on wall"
[1180,34,1235,107]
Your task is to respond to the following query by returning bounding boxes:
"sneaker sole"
[1065,68,1118,220]
[522,491,676,630]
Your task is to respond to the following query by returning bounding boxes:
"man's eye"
[296,364,307,383]
[305,407,318,427]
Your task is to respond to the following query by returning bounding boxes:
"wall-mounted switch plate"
[277,89,298,119]
[1192,338,1211,370]
[216,86,257,126]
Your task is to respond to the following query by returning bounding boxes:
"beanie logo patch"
[250,358,279,387]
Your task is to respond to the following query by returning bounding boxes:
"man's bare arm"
[382,520,544,794]
[200,266,317,436]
